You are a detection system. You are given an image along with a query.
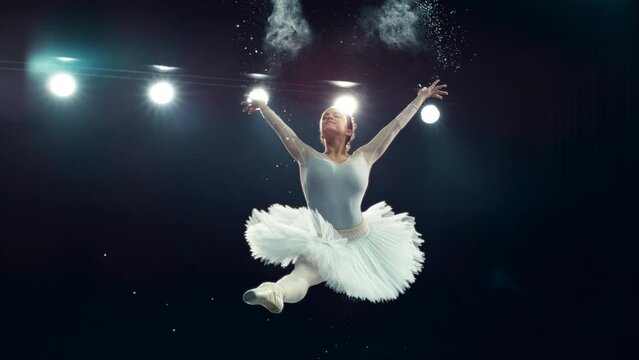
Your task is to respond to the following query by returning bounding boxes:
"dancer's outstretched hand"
[241,96,266,115]
[418,79,448,100]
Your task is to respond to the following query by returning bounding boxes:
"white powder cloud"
[360,0,420,50]
[264,0,313,58]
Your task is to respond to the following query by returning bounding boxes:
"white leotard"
[258,101,421,229]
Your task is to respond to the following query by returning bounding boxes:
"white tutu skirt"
[244,201,425,303]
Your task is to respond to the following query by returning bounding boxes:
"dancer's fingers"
[434,94,443,100]
[438,90,448,95]
[430,79,440,87]
[436,84,447,89]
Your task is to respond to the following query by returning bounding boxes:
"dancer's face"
[320,107,352,142]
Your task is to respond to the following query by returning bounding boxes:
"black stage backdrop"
[1,0,637,359]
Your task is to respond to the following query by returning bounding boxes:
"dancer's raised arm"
[242,98,314,166]
[359,80,448,167]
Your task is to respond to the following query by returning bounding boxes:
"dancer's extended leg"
[276,257,325,303]
[243,256,325,313]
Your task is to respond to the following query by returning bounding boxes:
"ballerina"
[240,80,448,313]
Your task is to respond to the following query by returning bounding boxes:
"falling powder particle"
[415,0,467,71]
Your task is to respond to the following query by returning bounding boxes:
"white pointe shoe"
[242,282,285,314]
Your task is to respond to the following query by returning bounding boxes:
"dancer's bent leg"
[276,256,325,303]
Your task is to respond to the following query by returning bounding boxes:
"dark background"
[1,0,637,358]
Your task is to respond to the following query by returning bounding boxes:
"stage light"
[247,88,269,104]
[327,80,359,88]
[246,73,273,80]
[148,81,175,105]
[152,65,179,72]
[333,95,358,116]
[420,104,440,124]
[47,73,77,97]
[56,57,78,62]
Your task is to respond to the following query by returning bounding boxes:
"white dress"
[244,102,425,303]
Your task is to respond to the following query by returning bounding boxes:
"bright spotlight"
[333,95,358,116]
[148,81,175,105]
[420,104,440,124]
[47,73,77,97]
[247,88,269,104]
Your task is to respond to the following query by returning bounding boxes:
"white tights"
[275,257,325,303]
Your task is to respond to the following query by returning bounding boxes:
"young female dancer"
[241,80,448,313]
